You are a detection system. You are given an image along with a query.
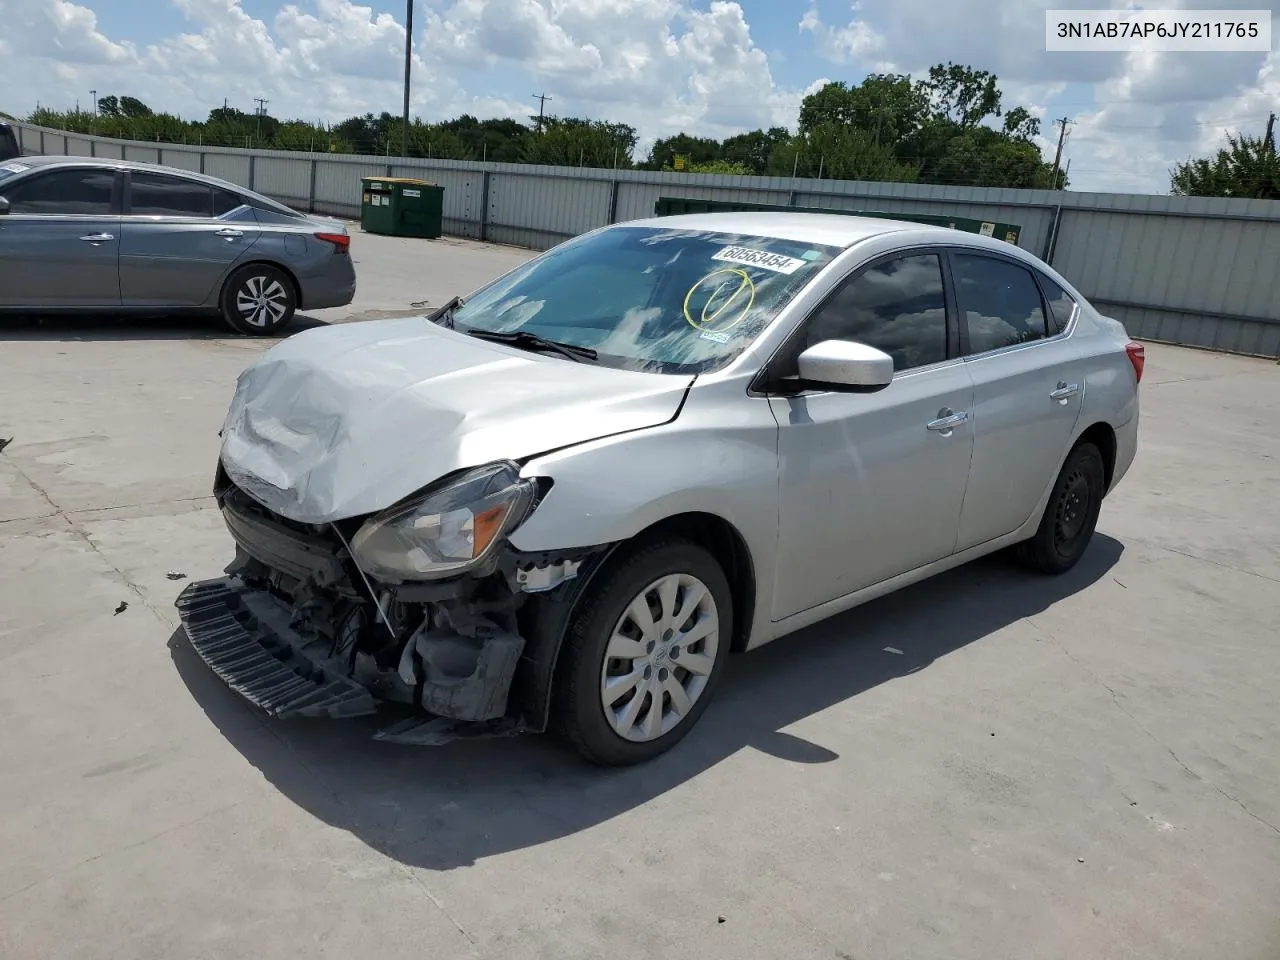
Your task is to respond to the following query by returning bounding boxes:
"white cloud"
[797,0,1280,191]
[0,0,1275,193]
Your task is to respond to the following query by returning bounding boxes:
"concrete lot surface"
[1,230,1278,960]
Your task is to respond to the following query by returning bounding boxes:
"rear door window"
[951,253,1049,354]
[128,172,214,217]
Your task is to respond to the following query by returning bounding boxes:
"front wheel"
[554,539,733,766]
[1015,441,1106,574]
[220,264,297,336]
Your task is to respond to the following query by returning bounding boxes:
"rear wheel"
[1015,441,1106,574]
[554,539,732,765]
[220,264,297,336]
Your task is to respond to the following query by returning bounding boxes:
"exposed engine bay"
[175,466,606,746]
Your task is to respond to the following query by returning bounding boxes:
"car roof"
[11,153,227,185]
[621,210,1026,256]
[5,154,306,214]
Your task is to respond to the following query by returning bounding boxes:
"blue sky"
[4,0,1277,193]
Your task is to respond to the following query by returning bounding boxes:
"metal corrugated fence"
[12,121,1280,358]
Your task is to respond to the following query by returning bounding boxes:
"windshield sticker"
[0,162,29,174]
[683,268,756,335]
[699,330,731,344]
[711,245,806,274]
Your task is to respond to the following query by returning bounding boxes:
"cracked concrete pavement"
[2,229,1279,960]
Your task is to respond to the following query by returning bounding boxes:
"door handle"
[80,233,114,242]
[215,228,243,239]
[926,409,970,433]
[1050,381,1080,403]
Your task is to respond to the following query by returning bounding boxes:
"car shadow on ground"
[0,312,329,342]
[168,535,1123,871]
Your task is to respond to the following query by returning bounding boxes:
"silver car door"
[949,251,1088,552]
[119,172,261,307]
[0,167,122,308]
[767,250,976,621]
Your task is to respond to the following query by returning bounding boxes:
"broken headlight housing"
[349,461,538,582]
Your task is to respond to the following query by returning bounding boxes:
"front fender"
[505,380,781,728]
[508,390,779,562]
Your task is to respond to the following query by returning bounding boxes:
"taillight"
[1125,341,1145,384]
[314,232,350,252]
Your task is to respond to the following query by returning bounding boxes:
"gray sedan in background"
[0,155,355,334]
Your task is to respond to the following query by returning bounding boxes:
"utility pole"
[1265,111,1276,152]
[90,90,97,116]
[532,92,552,133]
[402,0,414,156]
[1050,116,1071,189]
[253,97,269,143]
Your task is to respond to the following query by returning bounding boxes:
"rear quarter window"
[1037,274,1079,334]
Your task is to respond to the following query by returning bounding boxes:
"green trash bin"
[359,177,444,239]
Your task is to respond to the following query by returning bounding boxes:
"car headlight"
[349,461,538,583]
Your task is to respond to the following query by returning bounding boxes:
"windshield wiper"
[425,296,463,327]
[464,329,598,363]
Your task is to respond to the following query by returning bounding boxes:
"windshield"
[0,161,30,184]
[447,225,841,374]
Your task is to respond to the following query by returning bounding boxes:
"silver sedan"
[0,155,355,334]
[178,212,1142,765]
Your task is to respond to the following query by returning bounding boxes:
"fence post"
[606,180,620,225]
[479,170,491,241]
[199,151,205,175]
[248,155,256,191]
[63,134,69,155]
[309,158,318,213]
[39,129,45,154]
[157,148,164,167]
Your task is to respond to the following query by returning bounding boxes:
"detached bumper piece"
[176,578,377,719]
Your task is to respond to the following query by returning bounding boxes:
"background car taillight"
[1125,341,1145,383]
[314,232,350,254]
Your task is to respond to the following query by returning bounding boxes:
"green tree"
[118,96,154,119]
[524,118,636,167]
[923,62,1001,130]
[799,74,930,146]
[720,127,791,174]
[1170,123,1279,199]
[642,133,722,170]
[683,159,754,175]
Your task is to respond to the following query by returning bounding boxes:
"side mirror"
[0,197,9,216]
[795,339,894,393]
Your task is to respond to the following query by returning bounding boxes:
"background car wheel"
[220,264,297,336]
[554,539,733,766]
[1015,441,1106,575]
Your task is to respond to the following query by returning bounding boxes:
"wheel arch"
[512,510,758,733]
[221,258,303,310]
[1075,420,1118,493]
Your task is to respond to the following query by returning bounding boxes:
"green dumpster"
[359,176,444,239]
[653,196,1023,246]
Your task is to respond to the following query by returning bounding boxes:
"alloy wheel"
[599,573,720,743]
[235,274,289,329]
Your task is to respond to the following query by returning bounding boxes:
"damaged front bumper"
[174,476,598,746]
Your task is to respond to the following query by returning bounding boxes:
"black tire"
[553,539,733,766]
[219,263,297,336]
[1015,441,1106,575]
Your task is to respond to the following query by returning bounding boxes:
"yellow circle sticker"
[683,268,756,335]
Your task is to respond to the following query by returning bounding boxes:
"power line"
[1050,116,1071,189]
[532,92,552,133]
[253,97,269,142]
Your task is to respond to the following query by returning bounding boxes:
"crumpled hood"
[219,317,693,523]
